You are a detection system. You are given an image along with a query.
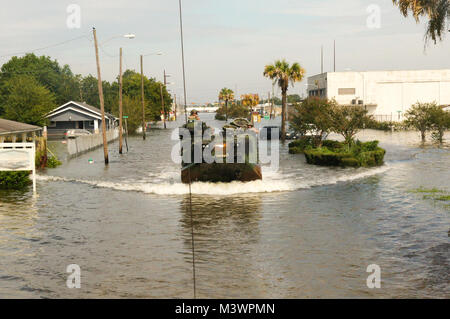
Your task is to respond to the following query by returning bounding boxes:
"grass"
[409,186,450,211]
[409,187,445,194]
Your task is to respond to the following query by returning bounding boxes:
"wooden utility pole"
[119,47,124,154]
[162,70,168,129]
[92,27,109,165]
[140,55,146,140]
[160,83,166,129]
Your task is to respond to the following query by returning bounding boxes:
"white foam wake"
[37,165,390,195]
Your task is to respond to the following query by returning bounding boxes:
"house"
[46,101,116,137]
[307,69,450,122]
[0,118,42,142]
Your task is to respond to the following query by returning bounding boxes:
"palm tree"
[263,60,305,142]
[218,88,234,122]
[392,0,450,43]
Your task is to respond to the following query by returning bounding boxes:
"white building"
[307,69,450,121]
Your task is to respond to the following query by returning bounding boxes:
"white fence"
[66,129,118,157]
[0,143,36,192]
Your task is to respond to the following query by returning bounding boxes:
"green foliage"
[429,105,450,144]
[408,186,450,210]
[288,136,314,154]
[46,156,62,168]
[291,97,334,146]
[404,102,435,142]
[264,59,306,141]
[331,104,371,145]
[0,54,171,123]
[287,94,302,104]
[302,140,385,167]
[393,0,449,44]
[116,95,143,134]
[114,70,172,121]
[1,74,56,126]
[215,103,249,120]
[0,171,31,189]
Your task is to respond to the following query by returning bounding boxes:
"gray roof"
[74,101,115,119]
[0,118,42,136]
[47,101,116,120]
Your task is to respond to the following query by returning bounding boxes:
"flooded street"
[0,114,448,298]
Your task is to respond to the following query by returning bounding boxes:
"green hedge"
[302,140,386,167]
[0,171,31,189]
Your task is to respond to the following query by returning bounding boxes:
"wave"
[37,165,390,196]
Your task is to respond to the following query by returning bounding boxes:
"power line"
[0,34,91,58]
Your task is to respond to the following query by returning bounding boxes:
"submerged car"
[180,118,262,184]
[64,129,92,139]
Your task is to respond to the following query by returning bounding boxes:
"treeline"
[0,53,172,128]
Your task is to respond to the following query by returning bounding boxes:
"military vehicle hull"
[181,162,262,184]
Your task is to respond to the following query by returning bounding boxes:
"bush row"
[290,138,386,167]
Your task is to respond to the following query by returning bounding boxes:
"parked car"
[285,129,301,140]
[64,129,92,139]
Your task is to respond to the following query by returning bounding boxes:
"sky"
[0,0,449,104]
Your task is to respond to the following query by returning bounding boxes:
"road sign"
[123,116,129,119]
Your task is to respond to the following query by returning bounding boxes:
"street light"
[118,34,136,154]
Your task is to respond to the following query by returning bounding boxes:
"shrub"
[288,136,314,154]
[303,140,385,167]
[0,171,31,189]
[47,156,62,168]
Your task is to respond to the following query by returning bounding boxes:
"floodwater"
[0,113,448,298]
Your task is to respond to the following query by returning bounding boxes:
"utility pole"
[119,47,124,154]
[162,70,170,129]
[92,27,109,165]
[140,55,146,140]
[160,83,166,129]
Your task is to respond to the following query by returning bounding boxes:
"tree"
[2,75,56,126]
[287,94,302,104]
[291,97,334,147]
[120,70,172,122]
[241,94,259,112]
[218,88,234,121]
[331,104,370,145]
[0,53,80,106]
[429,105,450,143]
[264,60,305,142]
[404,102,434,142]
[392,0,450,43]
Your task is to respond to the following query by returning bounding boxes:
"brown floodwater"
[0,114,449,298]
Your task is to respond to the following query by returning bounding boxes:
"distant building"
[307,69,450,121]
[46,101,116,137]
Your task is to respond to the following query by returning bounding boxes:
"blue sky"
[0,0,449,103]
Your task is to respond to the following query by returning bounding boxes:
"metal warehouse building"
[307,69,450,122]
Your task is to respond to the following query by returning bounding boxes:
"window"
[48,121,56,127]
[338,88,356,95]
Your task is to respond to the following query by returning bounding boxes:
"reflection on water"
[0,114,449,298]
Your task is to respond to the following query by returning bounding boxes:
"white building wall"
[308,69,450,121]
